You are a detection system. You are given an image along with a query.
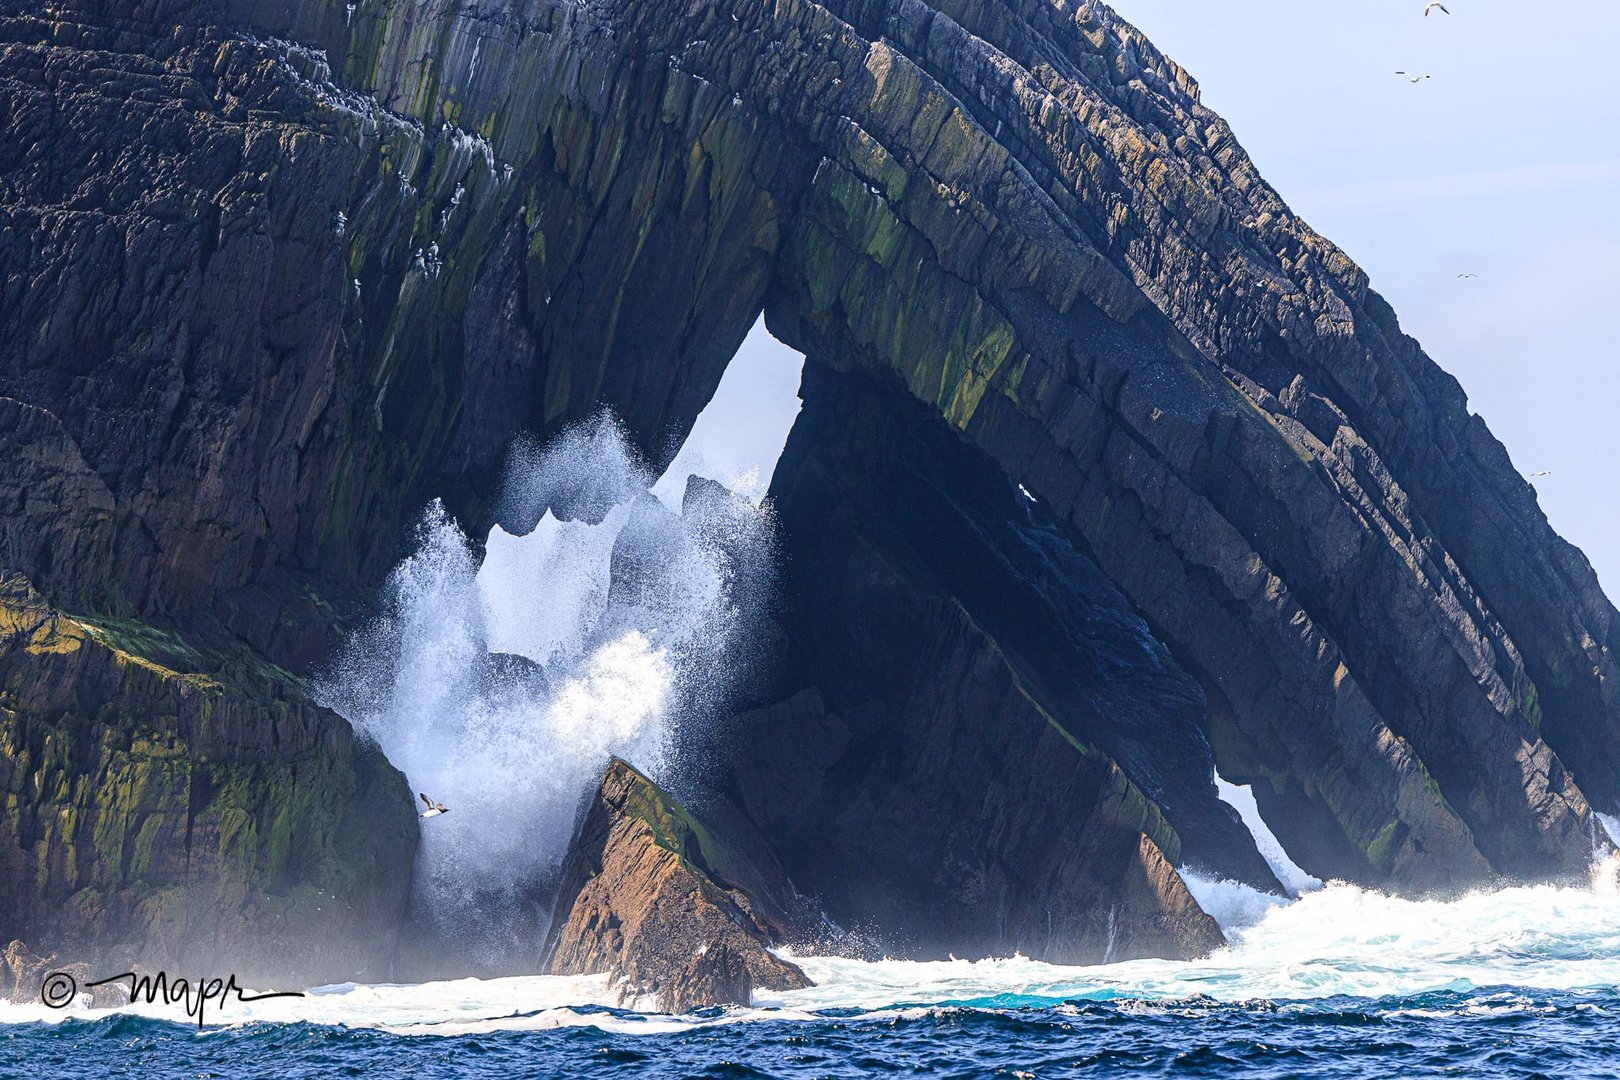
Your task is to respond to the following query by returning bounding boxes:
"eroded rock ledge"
[2,0,1618,978]
[543,759,813,1013]
[0,575,415,986]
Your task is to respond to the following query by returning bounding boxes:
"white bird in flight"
[1531,471,1552,478]
[1425,2,1450,16]
[1396,71,1432,82]
[1457,272,1479,279]
[419,793,451,819]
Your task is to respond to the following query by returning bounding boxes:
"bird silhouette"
[1424,2,1450,16]
[1396,71,1433,83]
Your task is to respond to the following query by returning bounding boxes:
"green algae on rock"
[0,576,415,986]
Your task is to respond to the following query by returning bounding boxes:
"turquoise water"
[5,989,1616,1078]
[6,865,1619,1077]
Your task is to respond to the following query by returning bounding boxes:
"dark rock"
[763,364,1279,891]
[724,370,1233,961]
[1,940,123,1008]
[0,0,1617,977]
[543,759,812,1013]
[0,575,415,986]
[484,650,553,700]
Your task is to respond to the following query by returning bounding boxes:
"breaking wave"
[317,414,775,965]
[9,853,1619,1034]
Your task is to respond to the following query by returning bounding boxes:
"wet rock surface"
[0,0,1617,975]
[544,759,813,1013]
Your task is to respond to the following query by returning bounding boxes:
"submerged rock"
[543,759,812,1013]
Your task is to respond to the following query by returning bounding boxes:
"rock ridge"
[543,759,813,1013]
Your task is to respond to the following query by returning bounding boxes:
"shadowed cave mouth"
[320,313,1298,974]
[317,316,807,973]
[752,355,1293,937]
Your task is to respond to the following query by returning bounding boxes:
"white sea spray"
[317,413,775,964]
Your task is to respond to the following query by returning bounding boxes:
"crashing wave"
[318,413,775,966]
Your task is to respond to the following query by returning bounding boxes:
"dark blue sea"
[5,870,1619,1077]
[3,988,1617,1078]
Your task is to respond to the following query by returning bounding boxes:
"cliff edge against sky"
[1,0,1616,984]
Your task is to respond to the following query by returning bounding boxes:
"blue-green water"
[6,870,1619,1077]
[4,989,1616,1078]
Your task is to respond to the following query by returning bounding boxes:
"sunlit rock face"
[1,0,1618,978]
[543,759,813,1013]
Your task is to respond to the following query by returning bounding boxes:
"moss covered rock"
[0,576,415,985]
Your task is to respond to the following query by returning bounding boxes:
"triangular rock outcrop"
[0,0,1616,977]
[543,759,813,1013]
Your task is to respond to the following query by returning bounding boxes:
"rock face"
[0,575,415,985]
[1,939,126,1007]
[723,364,1234,961]
[1,0,1618,974]
[544,759,812,1013]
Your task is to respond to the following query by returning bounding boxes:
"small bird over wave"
[1424,2,1450,16]
[1396,71,1433,83]
[1531,471,1552,478]
[419,793,451,819]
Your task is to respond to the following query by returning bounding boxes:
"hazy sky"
[1113,0,1620,590]
[673,0,1619,589]
[654,316,805,507]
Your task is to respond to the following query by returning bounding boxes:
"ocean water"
[7,861,1619,1078]
[14,412,1608,1076]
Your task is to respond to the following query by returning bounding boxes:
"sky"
[1110,0,1620,589]
[671,0,1619,590]
[653,317,805,507]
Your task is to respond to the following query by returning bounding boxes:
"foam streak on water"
[10,855,1618,1037]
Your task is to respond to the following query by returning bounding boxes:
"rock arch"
[2,0,1617,970]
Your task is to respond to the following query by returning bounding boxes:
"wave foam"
[11,860,1616,1033]
[317,413,775,965]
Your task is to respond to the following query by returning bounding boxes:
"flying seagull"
[1396,71,1432,82]
[1424,2,1450,15]
[1457,272,1479,279]
[1531,471,1552,478]
[419,793,451,819]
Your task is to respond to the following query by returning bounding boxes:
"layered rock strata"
[543,759,812,1013]
[723,365,1232,961]
[0,0,1616,972]
[0,575,414,985]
